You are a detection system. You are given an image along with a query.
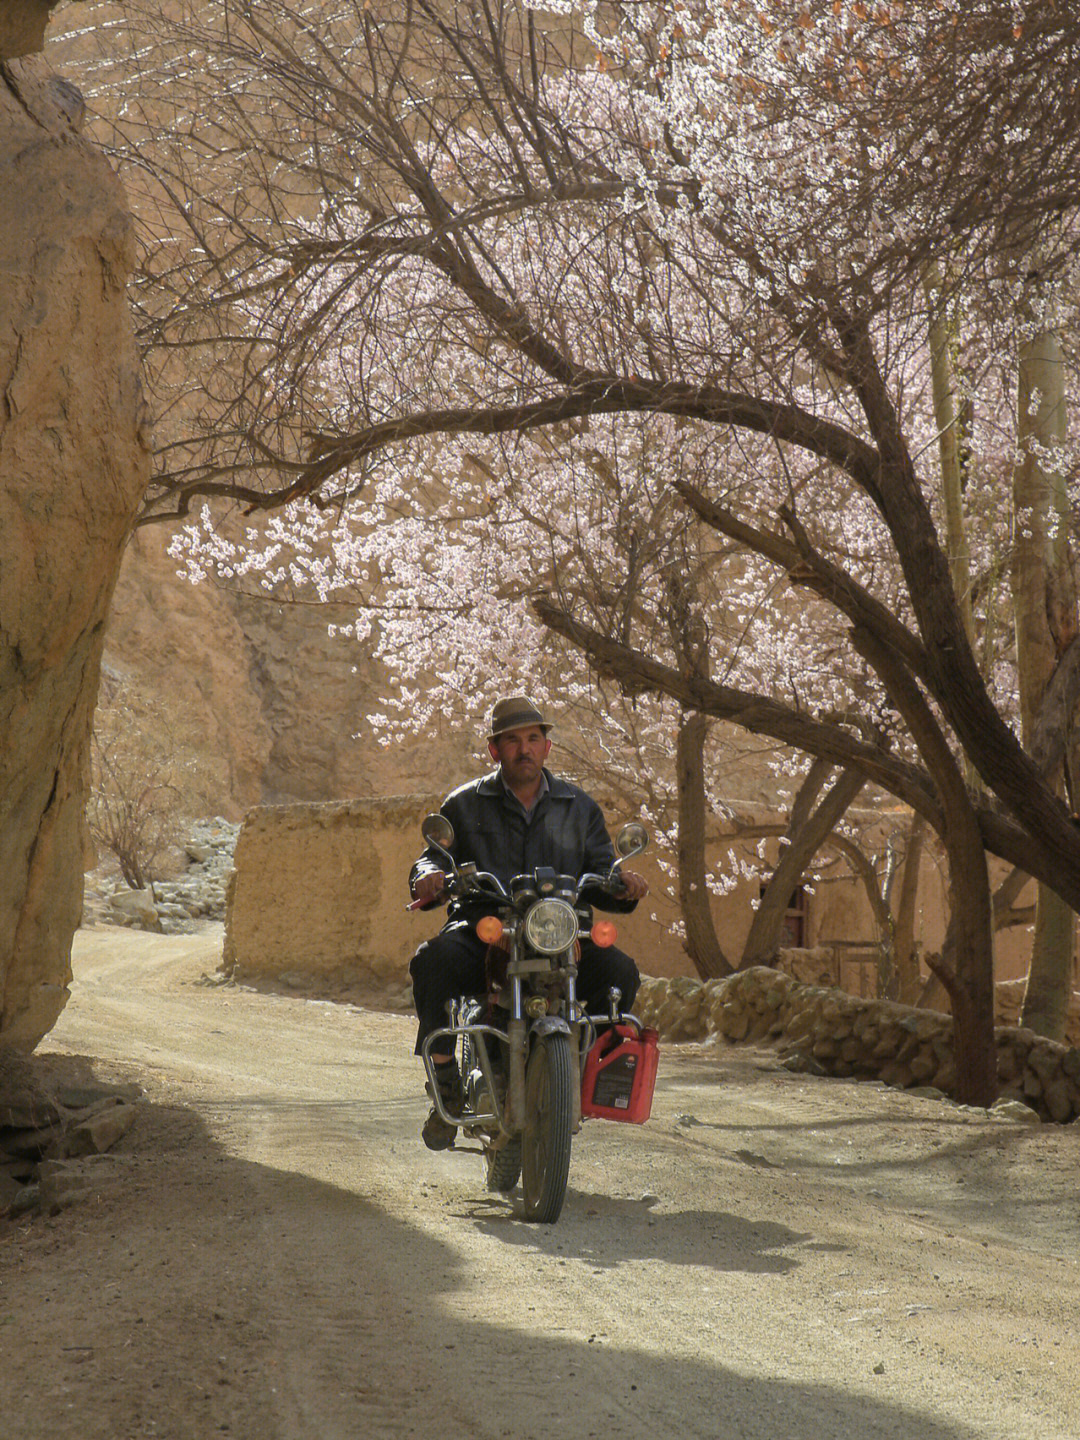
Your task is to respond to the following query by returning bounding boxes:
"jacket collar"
[477,767,573,799]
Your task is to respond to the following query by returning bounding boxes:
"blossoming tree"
[100,0,1080,1102]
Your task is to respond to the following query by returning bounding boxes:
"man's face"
[489,725,551,783]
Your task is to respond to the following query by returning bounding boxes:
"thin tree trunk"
[924,265,975,646]
[1024,899,1073,1040]
[892,812,927,1005]
[993,865,1031,928]
[1012,326,1077,1040]
[675,711,732,980]
[741,762,865,969]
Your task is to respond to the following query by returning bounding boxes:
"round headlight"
[523,898,579,955]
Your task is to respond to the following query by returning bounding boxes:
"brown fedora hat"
[488,695,551,740]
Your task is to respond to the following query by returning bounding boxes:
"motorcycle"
[412,813,656,1224]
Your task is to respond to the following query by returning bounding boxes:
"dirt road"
[2,926,1078,1440]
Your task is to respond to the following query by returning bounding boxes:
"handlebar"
[406,867,507,912]
[408,865,629,912]
[578,870,623,894]
[411,815,647,912]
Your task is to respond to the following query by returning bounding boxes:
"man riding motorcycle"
[409,695,649,1150]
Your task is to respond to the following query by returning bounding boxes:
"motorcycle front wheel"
[521,1032,574,1223]
[486,1138,522,1193]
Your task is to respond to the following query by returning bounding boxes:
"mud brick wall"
[223,796,440,989]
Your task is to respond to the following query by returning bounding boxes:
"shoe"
[422,1063,464,1151]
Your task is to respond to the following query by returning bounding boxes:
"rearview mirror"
[421,813,455,854]
[614,822,648,860]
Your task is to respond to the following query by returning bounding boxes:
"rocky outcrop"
[84,818,239,934]
[0,1072,140,1218]
[0,2,67,62]
[636,968,1080,1124]
[101,529,478,817]
[0,43,150,1049]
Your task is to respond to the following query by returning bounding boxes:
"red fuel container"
[581,1023,659,1124]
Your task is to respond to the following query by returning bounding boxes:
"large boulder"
[0,36,150,1048]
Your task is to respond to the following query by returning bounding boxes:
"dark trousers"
[410,918,640,1055]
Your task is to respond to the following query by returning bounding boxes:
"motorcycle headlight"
[523,898,579,955]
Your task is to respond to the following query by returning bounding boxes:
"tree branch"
[140,379,882,522]
[533,594,1080,912]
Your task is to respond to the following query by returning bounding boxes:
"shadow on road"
[0,1052,1010,1440]
[467,1191,811,1274]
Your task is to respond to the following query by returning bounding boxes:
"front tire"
[521,1033,574,1223]
[486,1138,522,1193]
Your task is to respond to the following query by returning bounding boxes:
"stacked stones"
[94,818,239,933]
[0,1080,140,1218]
[993,977,1080,1046]
[635,967,1080,1124]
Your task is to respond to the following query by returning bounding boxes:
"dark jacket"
[410,768,638,920]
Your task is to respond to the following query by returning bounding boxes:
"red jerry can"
[580,1023,659,1124]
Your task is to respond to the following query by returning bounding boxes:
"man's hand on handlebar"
[617,869,649,902]
[412,870,448,908]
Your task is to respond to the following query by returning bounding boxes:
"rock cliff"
[1,16,150,1048]
[104,528,474,815]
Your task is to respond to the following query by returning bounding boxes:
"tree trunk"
[0,54,149,1050]
[1011,326,1077,1040]
[892,812,927,1005]
[940,821,997,1107]
[675,711,732,980]
[924,265,976,647]
[741,762,865,969]
[851,626,996,1105]
[837,314,1080,909]
[1023,896,1073,1041]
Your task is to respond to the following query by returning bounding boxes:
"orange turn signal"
[591,920,618,948]
[476,915,504,945]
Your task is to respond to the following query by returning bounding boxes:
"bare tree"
[87,674,186,890]
[741,761,866,970]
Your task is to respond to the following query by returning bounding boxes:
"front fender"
[529,1015,572,1041]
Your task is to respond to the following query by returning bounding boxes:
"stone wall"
[635,968,1080,1124]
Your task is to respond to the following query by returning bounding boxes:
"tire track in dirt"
[4,926,1076,1439]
